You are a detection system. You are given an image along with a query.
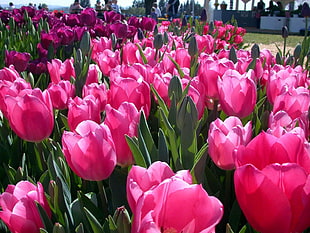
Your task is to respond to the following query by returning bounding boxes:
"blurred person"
[166,0,179,20]
[8,2,15,10]
[111,0,121,13]
[69,0,83,14]
[153,2,162,17]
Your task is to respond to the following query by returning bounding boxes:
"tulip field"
[0,4,309,233]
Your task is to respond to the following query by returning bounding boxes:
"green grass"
[243,32,304,48]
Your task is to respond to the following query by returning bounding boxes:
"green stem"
[283,37,286,58]
[35,141,47,172]
[224,170,234,227]
[97,180,109,217]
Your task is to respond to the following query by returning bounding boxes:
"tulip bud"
[182,16,187,27]
[229,46,238,63]
[113,206,131,233]
[209,21,214,33]
[276,52,282,64]
[48,180,56,205]
[188,36,198,57]
[301,2,310,17]
[177,96,198,131]
[111,33,117,49]
[293,44,302,59]
[281,26,289,38]
[153,33,163,50]
[163,31,169,44]
[251,43,260,60]
[137,28,144,40]
[200,8,207,22]
[80,31,91,56]
[153,24,158,36]
[53,223,66,233]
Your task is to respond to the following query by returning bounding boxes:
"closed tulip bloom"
[272,86,309,120]
[208,116,252,170]
[132,177,223,233]
[5,50,31,73]
[0,181,51,233]
[218,69,257,118]
[126,161,192,213]
[104,102,140,166]
[82,83,108,112]
[235,163,310,233]
[47,80,75,110]
[108,76,151,118]
[4,88,54,142]
[62,120,116,181]
[0,66,21,82]
[67,96,101,131]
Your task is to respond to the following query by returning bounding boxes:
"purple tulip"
[5,51,31,73]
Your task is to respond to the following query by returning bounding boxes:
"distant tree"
[132,0,144,8]
[145,0,154,16]
[80,0,90,8]
[158,0,166,14]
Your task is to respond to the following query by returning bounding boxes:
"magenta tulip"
[218,69,257,118]
[132,174,223,233]
[83,83,108,112]
[5,50,31,73]
[0,181,51,233]
[208,116,252,170]
[236,131,310,173]
[104,102,140,166]
[0,66,21,82]
[235,163,310,233]
[4,88,54,142]
[272,86,309,120]
[126,161,192,214]
[108,76,151,118]
[62,120,116,181]
[67,96,101,132]
[47,80,75,110]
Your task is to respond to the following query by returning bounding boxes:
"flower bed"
[0,5,309,233]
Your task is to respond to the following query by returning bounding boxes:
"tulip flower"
[0,181,51,233]
[0,66,21,82]
[132,175,224,233]
[126,161,192,213]
[272,86,309,120]
[217,69,257,118]
[67,96,101,132]
[104,102,140,166]
[235,163,310,233]
[62,120,116,181]
[236,131,310,173]
[82,83,108,112]
[108,76,151,118]
[47,80,75,110]
[5,51,31,73]
[208,116,252,170]
[4,88,54,142]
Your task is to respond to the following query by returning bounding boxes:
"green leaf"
[125,136,146,168]
[150,85,169,116]
[109,168,129,211]
[158,129,169,163]
[36,202,54,233]
[78,192,103,223]
[75,223,85,233]
[226,224,234,233]
[168,76,182,103]
[136,43,148,64]
[168,55,184,78]
[138,111,158,162]
[52,223,66,233]
[191,143,208,184]
[84,207,104,233]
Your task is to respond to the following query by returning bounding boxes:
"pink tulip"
[91,37,112,61]
[126,161,192,213]
[62,120,116,181]
[95,49,120,76]
[235,163,310,233]
[67,96,101,132]
[272,86,309,120]
[122,42,141,65]
[0,66,21,82]
[0,181,51,233]
[82,83,108,112]
[104,102,140,166]
[47,58,75,84]
[132,174,223,233]
[47,80,75,110]
[4,88,54,142]
[85,64,101,85]
[0,78,31,118]
[208,116,252,170]
[236,131,310,173]
[195,34,214,54]
[175,48,191,68]
[108,76,151,118]
[217,69,257,118]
